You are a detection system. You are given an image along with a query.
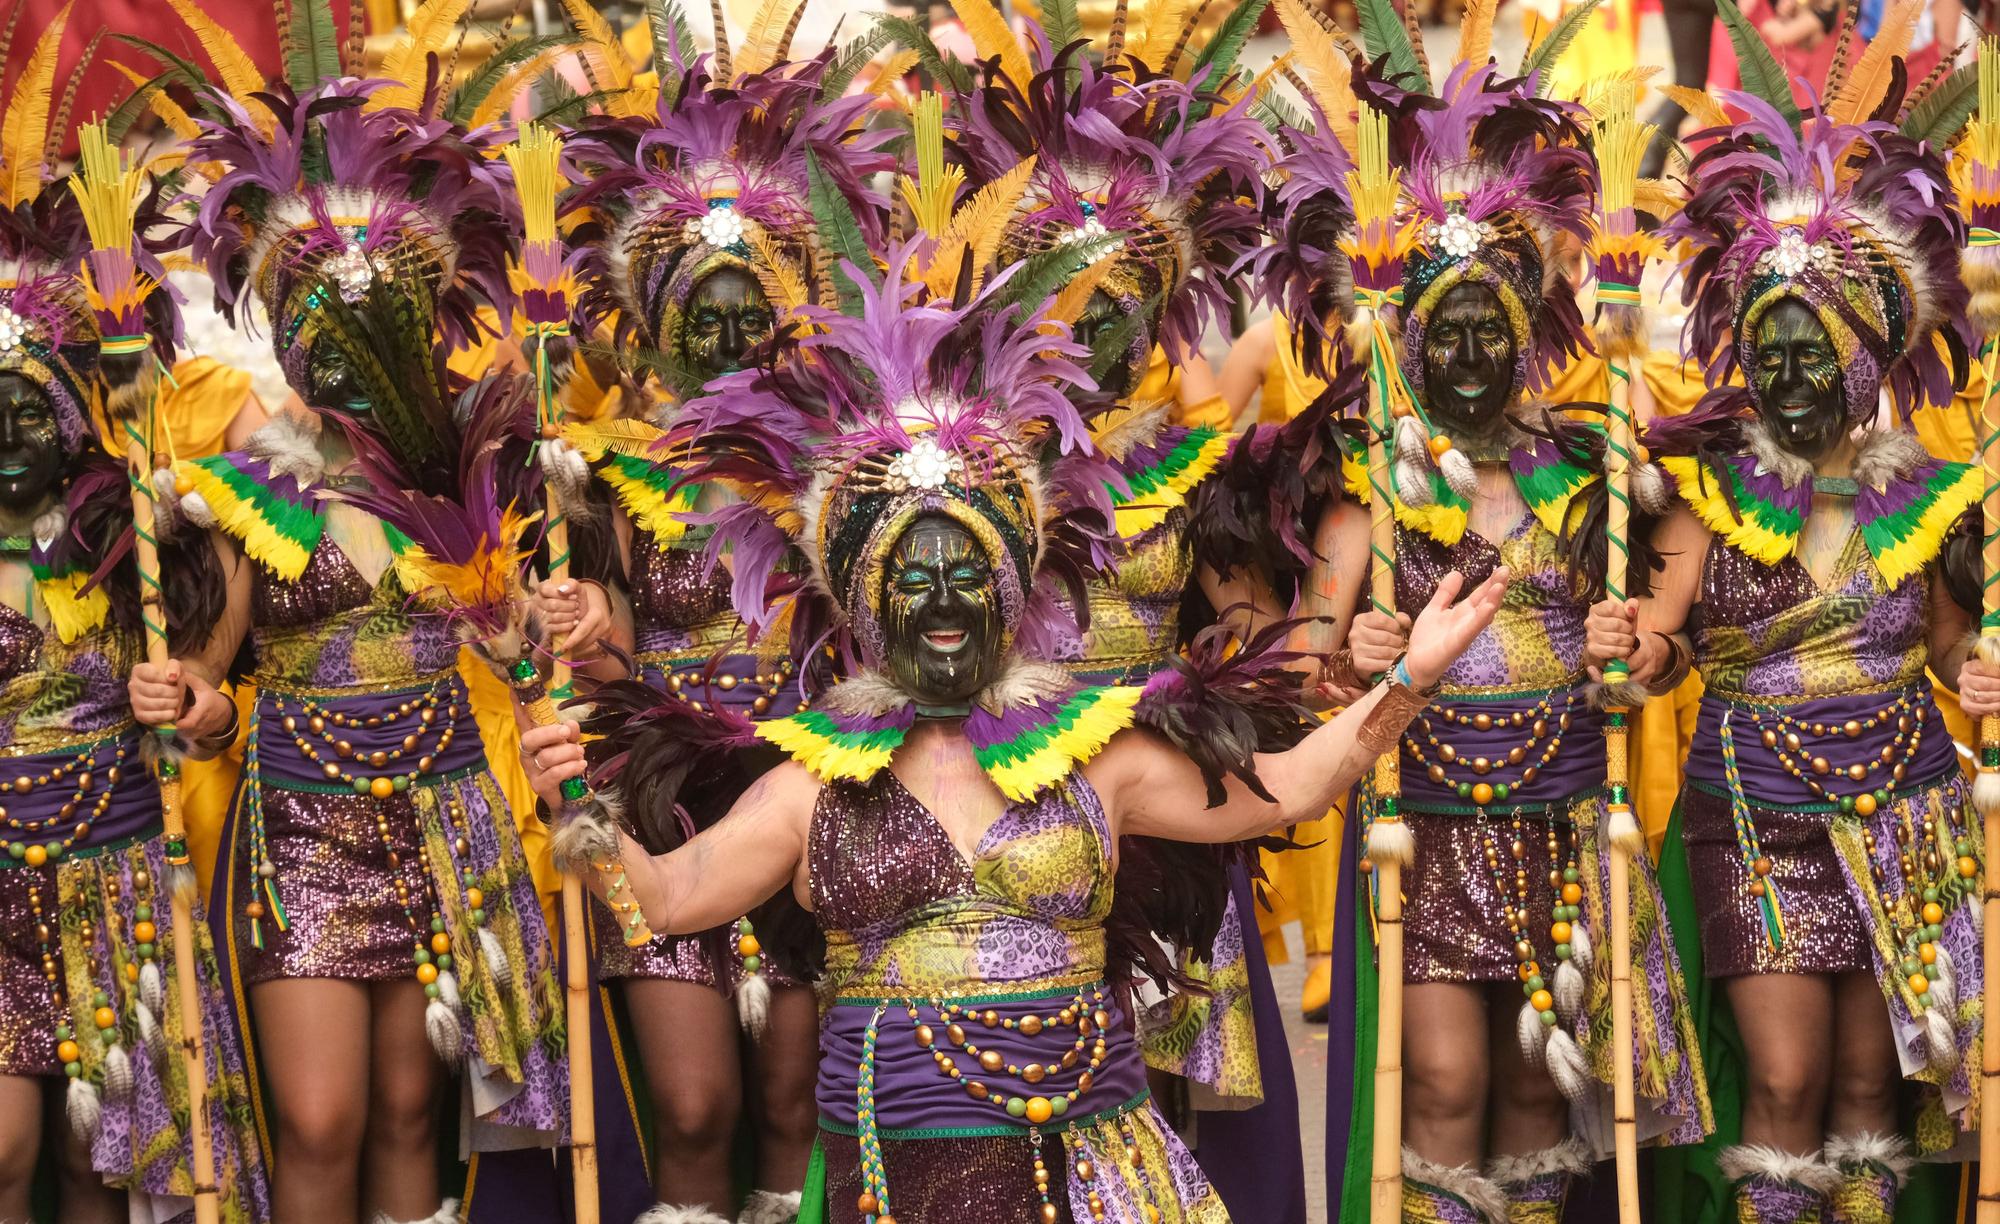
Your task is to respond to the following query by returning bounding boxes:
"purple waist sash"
[1,729,163,856]
[1399,689,1606,812]
[816,983,1148,1137]
[635,651,804,721]
[251,674,487,789]
[1687,687,1958,807]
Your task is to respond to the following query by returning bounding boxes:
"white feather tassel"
[1438,447,1478,501]
[1543,1028,1592,1102]
[136,1000,166,1060]
[181,490,216,528]
[139,960,164,1016]
[1975,769,2000,818]
[66,1078,103,1140]
[1924,1008,1958,1069]
[1606,804,1645,856]
[1365,819,1415,868]
[1396,414,1431,463]
[1516,1003,1549,1069]
[438,968,461,1010]
[425,980,464,1065]
[1631,461,1673,515]
[736,974,771,1039]
[1395,456,1437,507]
[1568,923,1593,974]
[481,927,512,987]
[101,1043,134,1103]
[1553,960,1586,1022]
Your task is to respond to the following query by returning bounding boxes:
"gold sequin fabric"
[1053,510,1193,684]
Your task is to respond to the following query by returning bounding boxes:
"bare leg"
[1403,982,1490,1168]
[253,978,372,1224]
[1725,973,1835,1153]
[0,1076,41,1222]
[625,978,744,1213]
[745,984,821,1193]
[363,980,443,1220]
[52,1087,123,1224]
[1824,970,1898,1139]
[1484,982,1568,1159]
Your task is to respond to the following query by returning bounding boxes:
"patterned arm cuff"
[1354,681,1432,757]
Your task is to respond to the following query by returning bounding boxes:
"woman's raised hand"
[518,719,589,809]
[1404,568,1511,690]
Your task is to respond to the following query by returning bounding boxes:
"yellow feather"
[866,50,920,99]
[744,228,814,320]
[1457,0,1497,69]
[943,154,1036,293]
[369,0,472,111]
[1273,0,1355,151]
[1659,82,1729,130]
[1134,0,1191,70]
[163,0,264,108]
[1633,179,1683,220]
[106,60,201,142]
[1577,65,1660,119]
[951,0,1033,87]
[561,417,668,461]
[1828,0,1922,126]
[562,0,635,90]
[1047,250,1117,325]
[470,47,570,129]
[1,3,69,210]
[734,0,805,76]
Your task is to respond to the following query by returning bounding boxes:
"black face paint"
[1074,289,1145,399]
[1750,298,1847,461]
[1421,282,1517,439]
[882,514,1004,709]
[304,333,370,418]
[0,373,62,513]
[678,266,773,380]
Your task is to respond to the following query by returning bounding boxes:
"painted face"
[1074,289,1148,399]
[1750,298,1847,460]
[678,266,773,380]
[303,333,370,418]
[1421,282,1517,437]
[0,373,62,513]
[881,514,1005,708]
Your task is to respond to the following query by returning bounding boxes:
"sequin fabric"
[0,613,269,1220]
[609,524,802,990]
[1401,1176,1491,1224]
[809,772,1225,1222]
[1387,506,1710,1150]
[1047,509,1192,685]
[226,533,567,1147]
[1496,1171,1569,1224]
[1732,1173,1830,1223]
[1687,526,1982,1148]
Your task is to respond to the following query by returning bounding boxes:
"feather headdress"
[1664,2,1970,424]
[944,13,1272,388]
[564,48,892,392]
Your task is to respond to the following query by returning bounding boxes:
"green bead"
[1926,963,1941,980]
[1929,924,1944,942]
[93,991,107,1008]
[1563,867,1579,884]
[1904,957,1922,976]
[1006,1097,1028,1118]
[55,1025,71,1041]
[1839,795,1856,813]
[432,917,446,934]
[135,905,151,922]
[1492,783,1510,802]
[1528,975,1545,993]
[65,1062,81,1078]
[1875,789,1892,807]
[424,983,440,999]
[1538,1009,1558,1027]
[1456,782,1474,800]
[470,908,486,926]
[352,777,373,795]
[393,776,410,793]
[6,842,20,859]
[414,948,432,965]
[136,943,154,959]
[742,955,762,973]
[42,844,59,861]
[738,918,754,934]
[1555,944,1572,961]
[436,953,452,972]
[1050,1095,1069,1116]
[1925,887,1941,903]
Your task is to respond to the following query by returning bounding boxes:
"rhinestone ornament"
[885,436,962,491]
[1429,213,1490,260]
[323,242,376,304]
[0,306,31,354]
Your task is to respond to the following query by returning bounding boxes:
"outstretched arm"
[1093,568,1509,843]
[518,719,819,933]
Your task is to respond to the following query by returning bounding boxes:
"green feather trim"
[755,709,906,783]
[175,455,324,580]
[973,686,1142,802]
[1513,431,1600,538]
[1658,453,1801,566]
[1391,466,1471,547]
[1859,462,1980,589]
[599,454,701,543]
[1108,428,1230,538]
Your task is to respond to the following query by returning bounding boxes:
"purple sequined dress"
[0,599,269,1220]
[1683,526,1978,1146]
[592,522,806,991]
[1382,503,1710,1150]
[810,767,1227,1223]
[215,527,566,1149]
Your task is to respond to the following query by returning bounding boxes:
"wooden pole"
[119,388,222,1224]
[1977,337,2000,1223]
[1601,369,1642,1224]
[1360,301,1407,1223]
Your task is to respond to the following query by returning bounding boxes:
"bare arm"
[1290,500,1372,698]
[1625,505,1708,687]
[1092,568,1510,842]
[1929,566,1975,692]
[1217,318,1277,419]
[130,531,253,757]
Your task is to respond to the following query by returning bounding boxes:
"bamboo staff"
[1588,83,1656,1224]
[1964,38,2000,1223]
[1342,103,1415,1223]
[71,122,220,1224]
[502,123,605,1224]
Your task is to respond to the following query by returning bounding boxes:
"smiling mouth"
[923,629,969,654]
[0,464,29,477]
[1776,399,1818,419]
[1453,381,1489,400]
